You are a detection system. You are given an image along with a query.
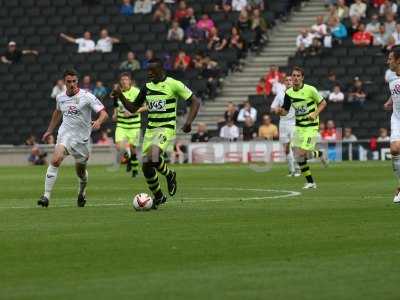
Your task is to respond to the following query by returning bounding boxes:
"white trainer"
[393,190,400,203]
[303,182,317,189]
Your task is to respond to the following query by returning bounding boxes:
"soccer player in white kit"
[270,75,301,176]
[38,69,108,207]
[385,48,400,203]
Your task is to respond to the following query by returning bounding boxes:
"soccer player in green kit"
[113,58,200,208]
[111,73,146,177]
[277,67,328,189]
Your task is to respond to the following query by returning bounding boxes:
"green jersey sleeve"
[172,79,193,101]
[310,86,323,104]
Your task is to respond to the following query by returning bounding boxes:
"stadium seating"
[0,0,295,144]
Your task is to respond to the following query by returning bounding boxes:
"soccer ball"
[133,193,153,211]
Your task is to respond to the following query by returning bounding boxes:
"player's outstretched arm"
[308,99,327,121]
[92,109,108,130]
[59,33,76,43]
[182,95,200,133]
[112,86,143,114]
[384,97,393,111]
[42,109,62,141]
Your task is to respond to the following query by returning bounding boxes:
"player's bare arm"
[308,99,327,121]
[113,86,142,113]
[384,97,393,111]
[182,95,200,133]
[42,109,62,141]
[92,109,108,130]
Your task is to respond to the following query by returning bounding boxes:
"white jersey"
[270,90,295,126]
[388,73,400,142]
[56,89,104,141]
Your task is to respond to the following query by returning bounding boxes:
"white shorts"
[391,115,400,143]
[279,123,295,144]
[57,132,90,164]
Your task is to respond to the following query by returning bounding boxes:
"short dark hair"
[148,58,163,67]
[292,66,304,76]
[63,69,78,78]
[119,72,131,80]
[391,46,400,60]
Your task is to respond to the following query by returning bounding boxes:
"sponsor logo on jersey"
[65,105,79,116]
[148,99,166,112]
[391,83,400,96]
[294,105,308,115]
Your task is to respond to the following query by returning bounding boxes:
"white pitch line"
[0,188,301,210]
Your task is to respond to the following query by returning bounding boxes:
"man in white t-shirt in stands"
[311,16,327,40]
[95,29,120,53]
[220,118,240,141]
[60,31,95,53]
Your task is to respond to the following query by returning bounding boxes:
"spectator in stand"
[50,79,66,99]
[352,23,373,46]
[373,0,385,7]
[185,22,206,44]
[120,0,134,16]
[377,127,390,142]
[223,101,239,123]
[153,2,171,22]
[256,77,267,95]
[141,49,155,69]
[242,117,257,141]
[384,13,396,36]
[202,54,220,99]
[60,31,95,53]
[336,0,349,20]
[386,35,397,51]
[28,145,47,166]
[264,65,284,96]
[167,21,185,41]
[329,84,345,103]
[237,9,251,32]
[329,17,348,42]
[163,53,174,72]
[191,123,210,142]
[180,7,196,30]
[296,29,313,56]
[366,14,380,36]
[343,127,358,142]
[192,52,204,70]
[207,27,227,51]
[322,120,338,141]
[25,134,37,146]
[96,130,113,145]
[196,14,215,33]
[93,81,108,100]
[349,0,367,19]
[119,51,141,72]
[247,0,264,11]
[238,100,257,123]
[220,118,240,141]
[348,15,361,37]
[174,0,189,23]
[272,75,287,96]
[311,16,328,41]
[215,0,232,13]
[251,8,268,47]
[321,71,343,97]
[95,29,120,53]
[232,0,248,12]
[374,24,390,47]
[80,75,94,92]
[380,0,398,16]
[1,41,38,64]
[391,23,400,45]
[228,26,245,59]
[347,76,367,108]
[174,50,191,71]
[258,115,278,140]
[134,0,153,14]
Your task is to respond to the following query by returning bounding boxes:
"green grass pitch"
[0,161,399,300]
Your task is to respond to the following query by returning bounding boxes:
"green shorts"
[292,127,319,151]
[142,127,175,155]
[115,127,140,146]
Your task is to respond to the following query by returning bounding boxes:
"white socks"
[287,149,295,174]
[78,170,88,196]
[44,164,59,199]
[392,155,400,183]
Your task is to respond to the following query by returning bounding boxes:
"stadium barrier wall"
[0,141,391,166]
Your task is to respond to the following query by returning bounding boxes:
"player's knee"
[391,148,400,156]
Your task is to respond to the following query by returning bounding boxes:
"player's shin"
[156,156,172,178]
[287,148,295,174]
[44,164,59,199]
[392,154,400,183]
[297,156,314,183]
[142,163,164,199]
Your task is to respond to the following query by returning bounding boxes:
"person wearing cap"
[347,76,367,108]
[1,41,38,64]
